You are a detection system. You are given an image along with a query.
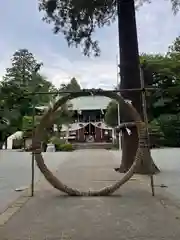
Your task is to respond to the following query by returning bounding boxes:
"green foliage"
[0,82,22,146]
[54,104,74,126]
[103,35,180,147]
[50,136,65,145]
[149,114,180,147]
[143,37,180,147]
[149,119,165,148]
[141,37,180,121]
[157,114,180,147]
[39,0,117,56]
[58,77,81,95]
[22,116,41,132]
[39,0,180,56]
[104,100,118,127]
[53,77,81,130]
[22,115,42,138]
[57,143,74,151]
[4,49,37,84]
[3,49,55,114]
[0,49,56,147]
[63,77,81,91]
[49,136,73,151]
[0,51,81,148]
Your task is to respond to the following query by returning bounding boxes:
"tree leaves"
[0,49,55,145]
[39,0,117,56]
[104,100,118,127]
[141,36,180,119]
[54,77,81,128]
[38,0,180,56]
[170,0,180,14]
[104,34,180,146]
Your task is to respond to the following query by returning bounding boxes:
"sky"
[0,0,180,89]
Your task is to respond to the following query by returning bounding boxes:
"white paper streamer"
[126,128,131,135]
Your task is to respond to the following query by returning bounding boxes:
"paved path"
[0,151,70,214]
[0,150,180,240]
[1,148,180,214]
[112,148,180,205]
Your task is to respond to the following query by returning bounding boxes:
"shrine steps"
[72,142,114,150]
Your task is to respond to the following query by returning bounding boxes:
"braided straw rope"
[32,91,147,196]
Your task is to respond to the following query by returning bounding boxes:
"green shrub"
[150,115,180,147]
[55,143,62,151]
[49,137,73,151]
[50,136,65,145]
[56,143,74,152]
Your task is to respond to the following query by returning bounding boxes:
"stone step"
[73,142,113,149]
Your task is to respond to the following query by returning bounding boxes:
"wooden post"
[140,66,155,196]
[31,100,35,197]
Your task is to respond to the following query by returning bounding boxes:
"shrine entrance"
[32,90,152,196]
[85,123,95,142]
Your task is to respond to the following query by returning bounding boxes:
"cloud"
[0,0,180,89]
[40,50,117,89]
[136,0,180,53]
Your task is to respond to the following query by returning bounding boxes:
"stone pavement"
[0,149,180,240]
[0,151,70,214]
[112,148,180,206]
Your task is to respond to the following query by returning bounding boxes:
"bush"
[49,137,73,151]
[50,136,65,145]
[56,143,74,152]
[149,115,180,147]
[49,136,64,151]
[149,119,165,148]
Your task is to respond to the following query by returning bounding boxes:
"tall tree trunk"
[0,133,8,150]
[0,142,3,149]
[117,0,159,174]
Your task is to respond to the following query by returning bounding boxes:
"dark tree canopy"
[39,0,180,56]
[105,100,118,127]
[38,0,117,56]
[66,77,81,91]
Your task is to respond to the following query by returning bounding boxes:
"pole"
[77,112,80,141]
[89,116,91,134]
[140,66,155,196]
[30,63,43,197]
[116,55,121,150]
[31,99,35,197]
[18,88,157,96]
